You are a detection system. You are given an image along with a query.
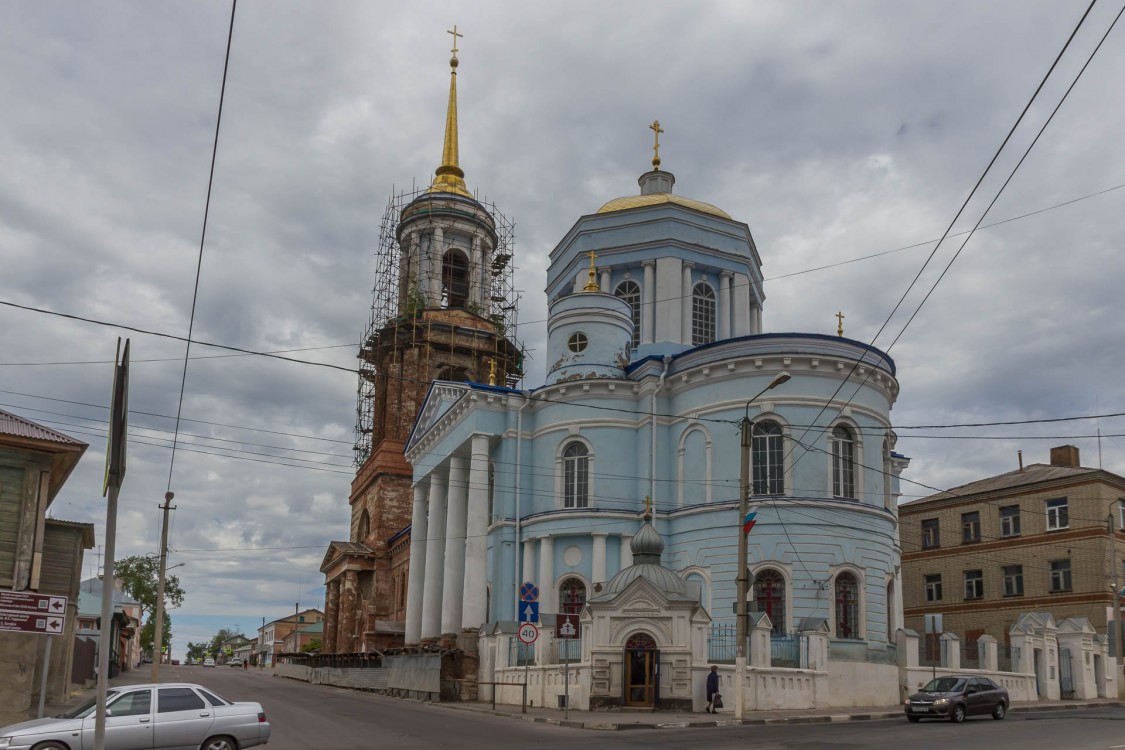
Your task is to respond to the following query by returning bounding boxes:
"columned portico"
[442,456,469,635]
[404,481,429,645]
[421,469,448,640]
[462,434,491,630]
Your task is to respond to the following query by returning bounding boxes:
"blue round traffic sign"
[520,582,539,602]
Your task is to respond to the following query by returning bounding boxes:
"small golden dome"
[596,193,731,219]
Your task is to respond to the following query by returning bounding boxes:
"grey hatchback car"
[904,675,1009,722]
[0,682,270,750]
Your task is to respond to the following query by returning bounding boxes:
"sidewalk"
[430,697,1124,731]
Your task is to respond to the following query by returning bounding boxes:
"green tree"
[141,614,172,657]
[208,628,240,658]
[113,555,186,622]
[185,641,207,663]
[300,638,321,654]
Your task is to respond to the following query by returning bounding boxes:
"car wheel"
[32,743,69,750]
[907,715,921,723]
[992,702,1006,720]
[201,736,238,750]
[950,704,966,723]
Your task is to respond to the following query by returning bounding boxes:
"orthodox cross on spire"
[582,251,600,292]
[430,24,472,198]
[650,120,665,171]
[643,495,654,517]
[448,24,463,57]
[836,311,845,337]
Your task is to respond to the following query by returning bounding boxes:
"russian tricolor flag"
[742,506,758,535]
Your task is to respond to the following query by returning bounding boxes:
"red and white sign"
[556,614,580,640]
[518,622,539,644]
[0,592,68,635]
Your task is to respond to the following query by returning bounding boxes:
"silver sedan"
[0,682,270,750]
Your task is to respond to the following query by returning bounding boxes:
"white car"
[203,657,216,667]
[0,683,270,750]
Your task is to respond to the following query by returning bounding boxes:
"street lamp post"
[735,371,790,721]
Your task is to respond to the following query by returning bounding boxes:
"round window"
[568,332,588,353]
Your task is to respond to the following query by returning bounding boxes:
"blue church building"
[401,124,911,707]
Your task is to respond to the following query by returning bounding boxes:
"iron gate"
[1059,647,1075,698]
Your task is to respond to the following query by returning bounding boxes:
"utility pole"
[1110,499,1122,659]
[734,371,790,722]
[151,491,174,682]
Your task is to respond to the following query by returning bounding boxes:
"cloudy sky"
[2,2,1123,658]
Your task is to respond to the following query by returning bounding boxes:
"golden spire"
[650,120,664,171]
[582,251,600,292]
[836,311,845,337]
[429,25,472,198]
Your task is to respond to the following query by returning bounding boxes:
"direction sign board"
[520,582,539,602]
[519,601,539,623]
[0,591,67,616]
[0,610,64,635]
[557,613,580,639]
[518,622,539,644]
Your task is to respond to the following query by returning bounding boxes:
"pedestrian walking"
[705,664,721,713]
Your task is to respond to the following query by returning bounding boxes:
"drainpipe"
[651,356,672,507]
[513,391,530,620]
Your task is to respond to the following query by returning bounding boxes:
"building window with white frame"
[834,572,860,638]
[831,424,856,499]
[1118,499,1125,531]
[751,420,785,495]
[691,282,716,345]
[999,505,1021,537]
[1049,559,1072,592]
[921,518,940,549]
[615,280,641,349]
[924,574,942,602]
[1003,565,1024,597]
[963,569,984,600]
[961,511,981,543]
[562,441,590,508]
[1045,497,1069,530]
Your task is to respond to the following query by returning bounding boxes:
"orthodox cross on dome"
[650,120,665,171]
[487,358,497,386]
[836,311,845,337]
[448,25,463,58]
[642,495,654,517]
[582,251,600,292]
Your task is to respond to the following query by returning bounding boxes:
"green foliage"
[208,627,240,658]
[113,555,185,620]
[404,284,426,318]
[185,641,207,663]
[300,638,321,654]
[141,614,172,656]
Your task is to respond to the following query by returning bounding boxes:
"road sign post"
[0,592,69,720]
[557,613,579,720]
[518,581,538,715]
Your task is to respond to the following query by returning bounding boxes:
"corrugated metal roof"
[0,409,87,446]
[905,462,1100,506]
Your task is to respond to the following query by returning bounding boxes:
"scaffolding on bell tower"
[354,184,523,466]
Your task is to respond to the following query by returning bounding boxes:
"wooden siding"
[0,464,24,584]
[40,523,81,598]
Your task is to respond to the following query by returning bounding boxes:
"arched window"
[559,577,587,615]
[357,509,370,541]
[441,248,469,308]
[835,572,860,639]
[831,424,856,499]
[615,280,642,349]
[563,442,590,508]
[691,283,716,345]
[753,568,786,634]
[752,420,785,495]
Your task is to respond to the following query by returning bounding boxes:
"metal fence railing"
[707,624,738,664]
[997,645,1020,673]
[960,641,980,669]
[508,639,536,667]
[770,634,803,668]
[548,639,581,664]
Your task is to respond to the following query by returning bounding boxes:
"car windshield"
[58,690,119,719]
[921,677,965,693]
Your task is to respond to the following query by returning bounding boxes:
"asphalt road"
[170,665,1125,750]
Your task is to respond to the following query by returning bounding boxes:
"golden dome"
[595,193,731,219]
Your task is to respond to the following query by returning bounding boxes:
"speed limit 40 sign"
[518,622,539,644]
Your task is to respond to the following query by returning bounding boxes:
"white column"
[750,304,761,334]
[893,568,905,633]
[619,534,633,571]
[462,434,491,630]
[592,533,607,584]
[719,271,732,340]
[655,257,680,343]
[599,268,611,292]
[733,272,751,336]
[470,237,484,309]
[538,536,555,615]
[642,261,655,345]
[442,456,469,635]
[404,481,429,645]
[681,261,694,343]
[522,540,536,591]
[420,469,448,640]
[430,227,444,303]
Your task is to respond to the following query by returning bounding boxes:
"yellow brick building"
[901,446,1125,652]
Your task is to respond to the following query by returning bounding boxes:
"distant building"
[76,576,143,676]
[0,409,93,725]
[901,445,1125,661]
[258,608,324,667]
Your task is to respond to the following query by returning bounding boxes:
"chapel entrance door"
[624,633,659,707]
